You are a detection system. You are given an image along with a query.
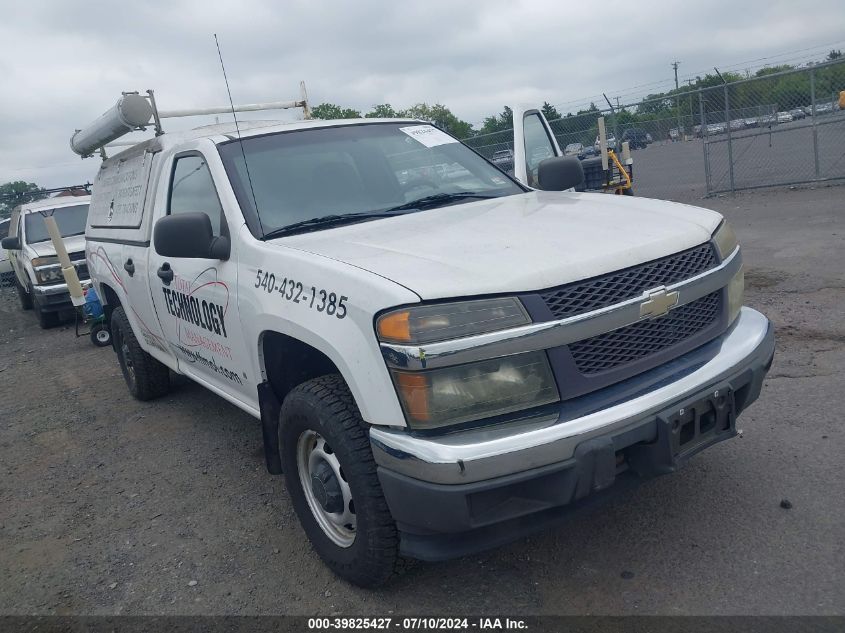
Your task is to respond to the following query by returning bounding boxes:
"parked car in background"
[776,111,793,123]
[758,113,777,126]
[789,108,806,120]
[621,128,649,150]
[814,102,834,115]
[578,145,598,159]
[491,148,515,173]
[744,117,759,128]
[729,119,746,131]
[1,196,92,328]
[0,217,13,287]
[668,128,680,141]
[646,132,653,143]
[564,142,584,156]
[705,123,726,135]
[594,135,618,152]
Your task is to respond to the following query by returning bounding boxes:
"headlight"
[391,351,559,429]
[727,265,744,325]
[712,220,738,259]
[377,298,530,345]
[35,265,64,285]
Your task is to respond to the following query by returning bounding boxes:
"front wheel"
[280,374,401,587]
[34,298,59,329]
[110,306,170,400]
[16,280,33,310]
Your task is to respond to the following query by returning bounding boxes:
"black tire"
[90,322,112,347]
[16,280,33,310]
[280,374,401,588]
[110,306,170,400]
[35,301,59,329]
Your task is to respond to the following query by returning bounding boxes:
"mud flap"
[258,381,282,475]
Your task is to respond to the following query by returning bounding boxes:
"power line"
[552,40,845,115]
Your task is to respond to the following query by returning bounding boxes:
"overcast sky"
[1,0,843,188]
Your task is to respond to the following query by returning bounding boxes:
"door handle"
[123,258,135,277]
[157,262,174,285]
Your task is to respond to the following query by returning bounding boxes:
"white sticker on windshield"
[399,125,458,148]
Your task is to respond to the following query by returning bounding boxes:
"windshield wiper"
[381,191,499,213]
[262,210,410,240]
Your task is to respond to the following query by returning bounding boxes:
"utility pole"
[672,60,682,139]
[687,79,694,133]
[615,96,621,110]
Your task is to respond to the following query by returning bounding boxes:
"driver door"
[147,145,254,405]
[510,106,563,188]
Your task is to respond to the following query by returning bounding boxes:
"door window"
[168,155,224,236]
[523,113,556,186]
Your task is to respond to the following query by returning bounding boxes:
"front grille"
[569,292,721,375]
[540,242,717,319]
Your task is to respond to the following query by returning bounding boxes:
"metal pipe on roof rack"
[70,93,154,157]
[158,100,306,119]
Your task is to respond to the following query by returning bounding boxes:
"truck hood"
[277,191,723,300]
[26,234,86,258]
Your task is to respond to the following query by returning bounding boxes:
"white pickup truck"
[80,96,773,587]
[2,196,92,327]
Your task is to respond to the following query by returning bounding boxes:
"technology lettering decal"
[161,285,228,338]
[161,267,241,378]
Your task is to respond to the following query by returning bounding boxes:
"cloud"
[1,0,843,187]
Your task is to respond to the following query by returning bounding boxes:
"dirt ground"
[0,185,843,616]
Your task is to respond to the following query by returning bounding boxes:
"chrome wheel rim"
[296,430,356,547]
[96,329,111,344]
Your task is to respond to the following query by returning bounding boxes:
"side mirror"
[154,212,230,260]
[1,236,20,250]
[537,156,585,192]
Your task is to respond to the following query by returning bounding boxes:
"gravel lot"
[0,185,843,616]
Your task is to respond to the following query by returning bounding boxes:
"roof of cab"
[19,194,92,215]
[106,117,424,164]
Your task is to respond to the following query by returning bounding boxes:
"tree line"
[312,50,844,139]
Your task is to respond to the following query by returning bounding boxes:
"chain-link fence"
[461,58,845,201]
[700,60,845,194]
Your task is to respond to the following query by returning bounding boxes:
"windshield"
[24,204,89,244]
[218,122,524,238]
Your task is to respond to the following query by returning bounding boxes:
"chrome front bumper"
[370,307,773,485]
[31,279,91,296]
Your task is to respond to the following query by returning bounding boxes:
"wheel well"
[98,283,120,321]
[262,331,341,404]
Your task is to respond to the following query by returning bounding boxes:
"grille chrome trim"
[570,291,722,375]
[540,242,716,319]
[380,245,741,371]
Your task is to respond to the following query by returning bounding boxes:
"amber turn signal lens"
[377,310,411,342]
[395,372,430,422]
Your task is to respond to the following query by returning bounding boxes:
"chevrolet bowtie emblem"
[640,287,679,319]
